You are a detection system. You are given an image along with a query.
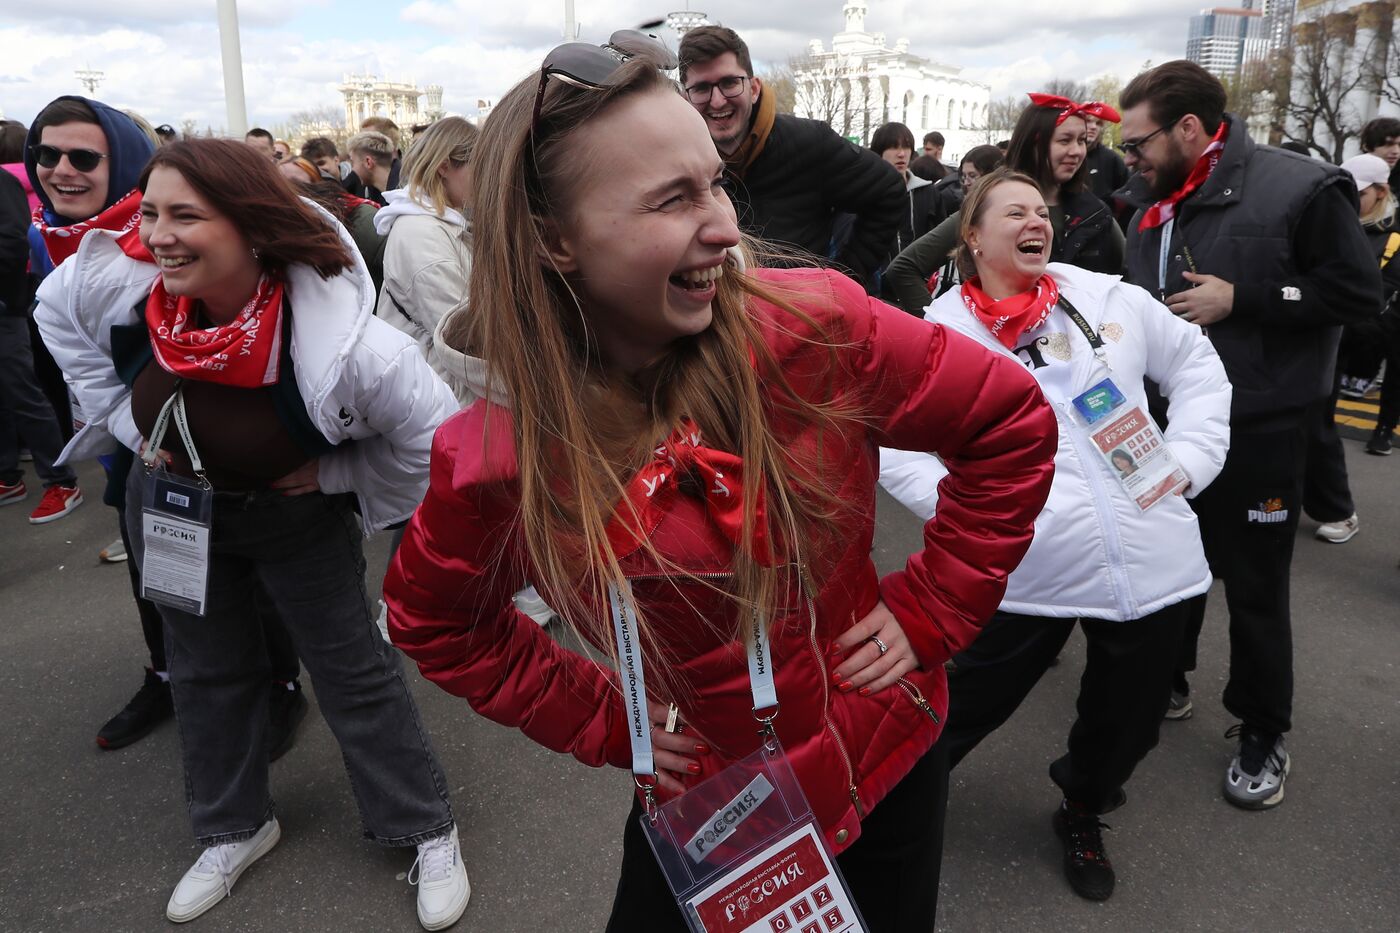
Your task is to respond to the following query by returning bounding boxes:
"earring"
[974,247,983,257]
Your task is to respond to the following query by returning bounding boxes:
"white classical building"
[338,74,428,129]
[792,0,991,160]
[1286,0,1398,159]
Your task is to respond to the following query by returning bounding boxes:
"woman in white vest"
[879,168,1231,903]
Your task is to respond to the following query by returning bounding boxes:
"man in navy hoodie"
[24,96,307,758]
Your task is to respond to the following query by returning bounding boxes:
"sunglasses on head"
[32,143,109,173]
[531,29,678,133]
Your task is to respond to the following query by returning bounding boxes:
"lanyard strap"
[608,581,779,786]
[1157,217,1175,295]
[140,384,210,484]
[1056,295,1108,366]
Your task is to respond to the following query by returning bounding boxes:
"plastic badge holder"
[641,734,867,933]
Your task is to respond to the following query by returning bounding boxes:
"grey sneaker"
[1165,690,1193,720]
[1315,513,1359,544]
[1223,724,1289,810]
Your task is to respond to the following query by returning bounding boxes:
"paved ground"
[1,438,1397,933]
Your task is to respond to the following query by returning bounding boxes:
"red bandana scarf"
[961,274,1060,349]
[1138,120,1229,232]
[33,188,152,267]
[606,418,774,566]
[1027,93,1121,126]
[145,274,285,387]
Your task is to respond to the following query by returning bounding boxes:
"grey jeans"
[126,468,454,846]
[0,317,76,487]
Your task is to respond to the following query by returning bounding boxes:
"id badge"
[1071,378,1127,425]
[1089,405,1189,511]
[642,737,867,933]
[140,466,214,616]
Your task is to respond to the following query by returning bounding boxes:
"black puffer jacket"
[0,171,32,318]
[726,114,906,288]
[1055,189,1124,275]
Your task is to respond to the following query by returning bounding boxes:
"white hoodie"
[374,188,473,401]
[879,262,1232,621]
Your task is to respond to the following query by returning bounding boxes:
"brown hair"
[1005,102,1089,197]
[33,98,100,140]
[300,136,340,162]
[678,25,754,83]
[139,138,353,280]
[360,116,401,150]
[1120,60,1225,136]
[447,56,854,664]
[0,120,27,164]
[1362,117,1400,153]
[954,167,1044,278]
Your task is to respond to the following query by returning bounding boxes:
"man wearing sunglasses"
[1114,61,1382,814]
[678,26,905,292]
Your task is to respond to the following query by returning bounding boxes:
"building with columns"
[1286,0,1397,159]
[338,74,428,129]
[791,0,991,160]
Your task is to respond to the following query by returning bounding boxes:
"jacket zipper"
[798,564,863,820]
[895,677,941,724]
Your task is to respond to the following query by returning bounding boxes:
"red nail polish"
[694,743,710,755]
[832,672,844,685]
[687,762,702,775]
[858,687,871,697]
[839,680,853,693]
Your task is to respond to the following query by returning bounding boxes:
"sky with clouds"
[0,0,1211,131]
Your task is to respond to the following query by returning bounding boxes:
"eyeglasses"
[1117,117,1179,158]
[31,144,109,173]
[531,29,678,133]
[682,75,749,105]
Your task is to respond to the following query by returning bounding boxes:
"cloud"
[0,1,1208,130]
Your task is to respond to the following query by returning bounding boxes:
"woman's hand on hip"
[831,600,922,697]
[271,460,320,496]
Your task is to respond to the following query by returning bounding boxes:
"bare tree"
[1042,78,1090,102]
[984,95,1022,142]
[756,64,796,115]
[789,52,849,132]
[1283,5,1391,162]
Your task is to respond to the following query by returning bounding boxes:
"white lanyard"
[607,580,778,790]
[1157,217,1175,295]
[141,385,210,484]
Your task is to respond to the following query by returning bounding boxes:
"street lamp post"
[216,0,249,135]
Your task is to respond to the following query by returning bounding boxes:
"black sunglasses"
[31,143,109,173]
[1117,117,1179,158]
[531,29,678,133]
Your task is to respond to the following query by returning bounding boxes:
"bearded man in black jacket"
[678,25,905,291]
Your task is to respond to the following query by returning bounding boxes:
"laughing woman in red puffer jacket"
[383,39,1057,932]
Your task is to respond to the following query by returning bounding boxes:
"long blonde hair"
[402,116,480,216]
[445,58,854,666]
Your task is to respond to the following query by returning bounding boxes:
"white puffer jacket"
[374,189,473,403]
[880,262,1231,621]
[34,208,459,536]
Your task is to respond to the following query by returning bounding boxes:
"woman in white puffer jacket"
[375,116,478,405]
[879,169,1231,903]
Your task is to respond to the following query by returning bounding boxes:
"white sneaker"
[166,818,280,923]
[411,826,470,931]
[1315,513,1360,544]
[99,537,128,563]
[513,585,556,627]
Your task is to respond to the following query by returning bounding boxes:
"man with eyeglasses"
[677,25,905,291]
[1114,61,1381,813]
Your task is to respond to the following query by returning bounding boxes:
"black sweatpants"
[1177,420,1305,735]
[940,605,1185,814]
[1303,382,1355,523]
[604,741,950,933]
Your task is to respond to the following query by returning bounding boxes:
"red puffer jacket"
[386,268,1056,853]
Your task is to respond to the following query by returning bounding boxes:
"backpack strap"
[1382,233,1400,270]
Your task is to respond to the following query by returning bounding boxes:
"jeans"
[941,605,1185,814]
[126,469,453,846]
[0,317,76,488]
[604,743,950,932]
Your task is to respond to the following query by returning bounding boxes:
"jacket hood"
[373,187,468,237]
[906,174,933,192]
[24,96,156,226]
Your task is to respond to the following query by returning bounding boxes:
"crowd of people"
[1,21,1396,932]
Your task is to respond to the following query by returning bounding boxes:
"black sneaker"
[1365,427,1393,456]
[1052,800,1115,900]
[268,680,308,763]
[97,668,173,749]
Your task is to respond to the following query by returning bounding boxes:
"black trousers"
[1302,382,1355,523]
[940,605,1185,814]
[604,742,950,933]
[1177,420,1305,735]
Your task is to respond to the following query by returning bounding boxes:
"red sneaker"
[0,479,27,506]
[28,484,83,524]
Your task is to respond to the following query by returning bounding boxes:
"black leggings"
[604,741,950,933]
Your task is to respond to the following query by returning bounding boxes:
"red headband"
[1027,93,1121,126]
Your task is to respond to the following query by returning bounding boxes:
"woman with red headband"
[881,168,1230,903]
[886,93,1127,315]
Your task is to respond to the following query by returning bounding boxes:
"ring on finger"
[664,703,682,734]
[867,635,889,656]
